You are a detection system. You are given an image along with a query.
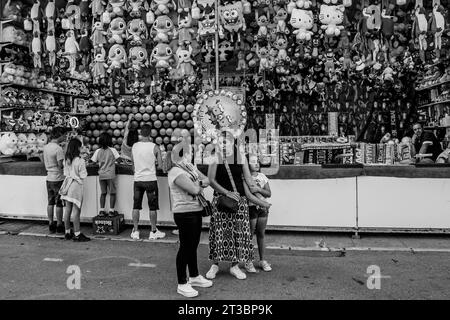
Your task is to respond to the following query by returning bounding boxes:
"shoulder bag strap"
[223,158,238,193]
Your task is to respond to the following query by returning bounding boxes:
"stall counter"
[1,162,450,234]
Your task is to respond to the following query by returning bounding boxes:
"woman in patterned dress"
[206,135,271,280]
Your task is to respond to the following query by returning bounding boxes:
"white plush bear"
[319,4,345,37]
[0,132,18,155]
[290,8,314,41]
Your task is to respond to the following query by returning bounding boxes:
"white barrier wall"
[0,174,356,229]
[357,177,450,229]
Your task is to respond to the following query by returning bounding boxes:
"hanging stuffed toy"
[64,30,80,75]
[80,27,92,69]
[319,2,345,36]
[91,47,108,84]
[257,45,271,73]
[273,34,289,63]
[273,5,289,35]
[413,4,428,62]
[107,0,126,18]
[31,0,42,21]
[178,12,195,46]
[66,0,81,30]
[150,43,175,70]
[178,0,192,13]
[219,1,246,43]
[32,31,42,69]
[290,8,314,41]
[45,0,56,31]
[429,1,445,57]
[129,46,149,75]
[91,0,107,19]
[197,11,219,49]
[108,44,127,75]
[127,18,148,46]
[3,0,24,23]
[127,0,150,18]
[108,17,127,44]
[151,0,177,16]
[45,29,56,68]
[91,21,108,48]
[176,45,196,77]
[255,12,270,40]
[150,15,176,43]
[362,4,382,33]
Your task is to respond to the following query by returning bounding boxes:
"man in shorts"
[130,124,165,240]
[43,126,66,233]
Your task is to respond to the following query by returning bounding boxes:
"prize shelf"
[415,79,450,92]
[0,82,89,99]
[418,99,450,109]
[0,106,85,116]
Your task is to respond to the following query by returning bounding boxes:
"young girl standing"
[91,132,120,217]
[245,160,272,272]
[60,138,90,242]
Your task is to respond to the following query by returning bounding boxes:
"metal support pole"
[214,0,219,90]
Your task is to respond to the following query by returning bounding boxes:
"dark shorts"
[249,206,268,220]
[133,181,159,211]
[99,178,117,194]
[46,180,64,207]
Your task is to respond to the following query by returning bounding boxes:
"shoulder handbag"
[197,193,213,217]
[216,159,240,213]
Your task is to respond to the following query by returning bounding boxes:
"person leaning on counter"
[411,123,442,164]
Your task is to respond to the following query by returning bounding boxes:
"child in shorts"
[43,126,66,233]
[91,132,121,217]
[245,160,272,272]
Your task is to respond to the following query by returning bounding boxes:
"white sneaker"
[244,261,258,273]
[230,265,246,280]
[130,230,140,240]
[260,260,272,272]
[206,264,219,279]
[149,229,166,240]
[189,275,213,288]
[177,283,198,298]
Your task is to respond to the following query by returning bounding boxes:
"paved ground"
[1,230,450,300]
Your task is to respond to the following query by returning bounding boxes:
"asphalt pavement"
[1,233,450,300]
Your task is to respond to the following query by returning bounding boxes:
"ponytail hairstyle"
[65,138,82,165]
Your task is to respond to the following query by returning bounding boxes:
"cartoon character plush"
[3,0,24,22]
[150,42,175,69]
[150,15,175,43]
[127,18,148,46]
[273,5,289,35]
[319,4,345,36]
[198,12,218,49]
[107,0,126,17]
[37,133,48,153]
[31,0,42,21]
[80,28,91,68]
[151,0,176,16]
[108,17,127,44]
[257,45,271,73]
[290,8,313,41]
[236,50,247,71]
[413,5,428,61]
[129,46,149,74]
[91,0,106,19]
[91,21,108,48]
[178,12,195,46]
[176,45,196,77]
[45,0,57,22]
[273,34,288,63]
[64,30,79,75]
[45,30,56,68]
[127,0,149,18]
[32,31,42,69]
[256,12,270,40]
[91,48,108,84]
[26,133,38,156]
[17,133,28,154]
[108,44,127,73]
[429,3,445,54]
[219,1,246,42]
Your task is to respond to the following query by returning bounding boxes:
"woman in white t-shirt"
[166,149,213,298]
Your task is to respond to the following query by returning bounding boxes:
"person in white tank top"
[130,125,165,240]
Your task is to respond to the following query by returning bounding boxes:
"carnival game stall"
[1,0,450,234]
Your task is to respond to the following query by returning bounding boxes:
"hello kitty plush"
[290,8,313,41]
[319,4,345,37]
